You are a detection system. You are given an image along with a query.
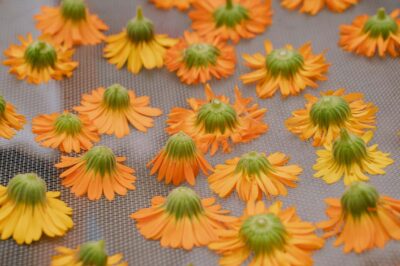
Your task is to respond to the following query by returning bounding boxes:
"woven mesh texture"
[0,0,399,265]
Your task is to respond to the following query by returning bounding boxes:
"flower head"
[0,173,73,244]
[286,89,378,146]
[189,0,272,43]
[104,7,177,74]
[166,84,268,156]
[339,8,400,57]
[74,84,162,138]
[313,130,393,185]
[0,95,26,139]
[131,187,236,250]
[281,0,359,15]
[51,240,127,266]
[150,0,193,11]
[209,151,302,201]
[55,146,136,201]
[32,111,100,153]
[318,182,400,253]
[209,201,324,266]
[241,40,329,98]
[165,31,236,85]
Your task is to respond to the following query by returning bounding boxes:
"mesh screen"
[0,0,399,265]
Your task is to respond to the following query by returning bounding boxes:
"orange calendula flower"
[285,89,378,147]
[32,111,100,153]
[189,0,272,43]
[150,0,193,11]
[55,146,136,201]
[74,84,162,138]
[318,182,400,253]
[281,0,359,15]
[339,8,400,57]
[209,151,302,202]
[148,132,213,186]
[104,7,177,74]
[51,240,127,266]
[241,40,329,98]
[3,34,78,84]
[131,187,236,250]
[313,130,393,185]
[0,173,73,245]
[0,95,26,140]
[209,201,324,266]
[166,84,268,156]
[165,31,236,85]
[34,0,108,48]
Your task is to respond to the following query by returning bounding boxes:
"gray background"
[0,0,399,265]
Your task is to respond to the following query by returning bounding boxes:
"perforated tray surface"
[0,0,399,265]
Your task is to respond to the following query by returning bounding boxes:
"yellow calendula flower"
[0,173,73,244]
[150,0,193,11]
[281,0,359,15]
[0,95,26,140]
[104,7,177,74]
[313,130,393,185]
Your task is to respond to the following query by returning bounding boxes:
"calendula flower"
[313,130,393,185]
[285,89,378,146]
[0,95,26,140]
[32,111,100,153]
[209,201,324,266]
[3,34,78,84]
[339,8,400,57]
[241,40,329,98]
[104,7,177,74]
[74,84,162,138]
[318,182,400,253]
[51,240,127,266]
[0,173,73,244]
[55,146,136,201]
[166,84,268,156]
[281,0,359,15]
[131,187,236,250]
[189,0,272,43]
[150,0,193,11]
[165,31,236,85]
[209,151,302,202]
[34,0,108,48]
[148,132,213,186]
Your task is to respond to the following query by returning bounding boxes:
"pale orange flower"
[0,95,26,140]
[150,0,193,11]
[281,0,359,15]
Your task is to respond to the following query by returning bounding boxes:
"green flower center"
[61,0,87,21]
[165,187,204,219]
[54,113,82,136]
[78,240,107,266]
[7,173,47,205]
[102,84,131,111]
[363,8,398,40]
[126,7,154,43]
[83,146,117,177]
[183,43,220,69]
[341,182,379,219]
[235,152,273,180]
[165,132,197,160]
[24,41,57,70]
[0,95,6,115]
[240,213,287,255]
[266,48,304,78]
[196,99,238,134]
[213,0,249,28]
[333,130,368,166]
[310,96,351,130]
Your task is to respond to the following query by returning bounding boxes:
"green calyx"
[183,43,220,69]
[310,96,351,130]
[196,99,238,134]
[83,146,117,177]
[126,7,154,43]
[240,213,287,255]
[102,84,131,111]
[61,0,87,21]
[333,130,367,166]
[266,48,304,78]
[78,240,108,266]
[24,41,57,70]
[165,132,197,160]
[363,8,398,40]
[54,112,82,136]
[0,95,6,114]
[7,173,47,205]
[341,182,379,219]
[213,0,249,28]
[165,187,204,219]
[235,152,273,180]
